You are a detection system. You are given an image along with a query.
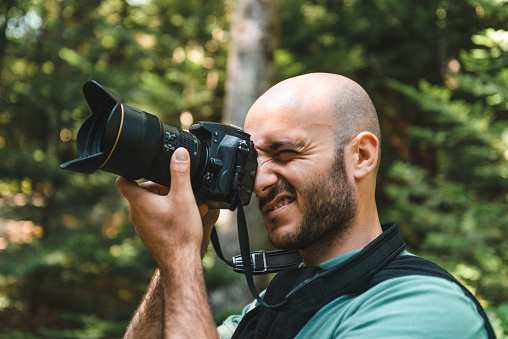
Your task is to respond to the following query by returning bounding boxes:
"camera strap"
[211,189,407,313]
[210,228,303,274]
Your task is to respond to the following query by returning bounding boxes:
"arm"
[122,207,217,339]
[123,269,164,339]
[117,148,219,339]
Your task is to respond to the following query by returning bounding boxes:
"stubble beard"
[261,150,357,251]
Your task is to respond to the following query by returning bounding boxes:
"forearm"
[161,250,218,338]
[124,270,164,339]
[122,228,214,339]
[123,254,217,339]
[117,149,219,338]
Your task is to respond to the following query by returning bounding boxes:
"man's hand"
[116,147,215,267]
[119,180,219,259]
[116,147,219,338]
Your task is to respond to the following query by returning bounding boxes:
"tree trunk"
[223,0,278,128]
[219,0,278,298]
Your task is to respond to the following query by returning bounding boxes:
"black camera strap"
[211,189,406,313]
[210,228,302,274]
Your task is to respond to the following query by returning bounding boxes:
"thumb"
[169,147,194,198]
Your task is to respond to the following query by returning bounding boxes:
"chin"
[267,224,301,250]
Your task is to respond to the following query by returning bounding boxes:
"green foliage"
[0,0,230,337]
[1,0,507,337]
[383,25,508,337]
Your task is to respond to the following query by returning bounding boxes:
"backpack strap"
[368,255,496,338]
[231,265,322,339]
[231,223,496,339]
[232,254,496,339]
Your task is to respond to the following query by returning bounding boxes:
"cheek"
[290,160,332,185]
[294,159,338,196]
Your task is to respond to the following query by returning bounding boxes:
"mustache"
[258,180,296,211]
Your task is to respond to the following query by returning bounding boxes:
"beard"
[259,149,357,251]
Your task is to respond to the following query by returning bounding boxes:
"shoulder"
[298,274,488,338]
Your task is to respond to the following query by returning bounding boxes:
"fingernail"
[174,148,189,161]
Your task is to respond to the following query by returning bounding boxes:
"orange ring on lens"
[99,104,124,168]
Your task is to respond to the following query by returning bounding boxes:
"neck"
[299,212,382,267]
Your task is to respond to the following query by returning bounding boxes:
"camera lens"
[60,81,206,188]
[96,103,206,187]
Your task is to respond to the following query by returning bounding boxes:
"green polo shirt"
[217,250,487,338]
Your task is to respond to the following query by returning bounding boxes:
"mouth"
[262,195,296,215]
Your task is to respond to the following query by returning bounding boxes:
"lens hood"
[60,81,122,174]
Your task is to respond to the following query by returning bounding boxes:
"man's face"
[245,88,358,251]
[259,147,357,250]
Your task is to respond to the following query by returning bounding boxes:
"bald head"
[246,72,380,156]
[321,74,380,146]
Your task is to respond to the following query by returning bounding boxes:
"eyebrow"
[262,139,305,153]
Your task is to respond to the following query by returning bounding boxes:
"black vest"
[231,255,496,339]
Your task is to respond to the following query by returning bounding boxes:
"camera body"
[188,121,257,209]
[60,81,257,209]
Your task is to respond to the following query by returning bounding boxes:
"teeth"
[270,198,292,212]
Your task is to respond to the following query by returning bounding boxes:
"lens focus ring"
[126,112,162,178]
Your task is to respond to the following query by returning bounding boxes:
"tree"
[212,0,279,313]
[1,0,507,336]
[384,25,508,336]
[0,0,230,337]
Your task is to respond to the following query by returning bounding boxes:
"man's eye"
[275,150,297,158]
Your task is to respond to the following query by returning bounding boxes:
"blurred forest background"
[1,0,507,337]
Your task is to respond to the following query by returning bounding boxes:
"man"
[116,73,490,338]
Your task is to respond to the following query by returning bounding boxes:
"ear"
[350,132,379,180]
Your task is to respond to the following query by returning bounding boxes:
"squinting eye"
[275,150,298,159]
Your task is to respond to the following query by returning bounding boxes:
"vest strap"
[286,222,404,313]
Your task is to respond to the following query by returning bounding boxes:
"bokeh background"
[1,0,507,337]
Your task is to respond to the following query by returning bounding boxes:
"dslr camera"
[60,81,258,210]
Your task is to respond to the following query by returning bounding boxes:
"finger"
[168,148,194,201]
[139,181,170,195]
[202,208,220,228]
[116,176,147,202]
[198,204,209,218]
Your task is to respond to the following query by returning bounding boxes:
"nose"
[253,158,278,197]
